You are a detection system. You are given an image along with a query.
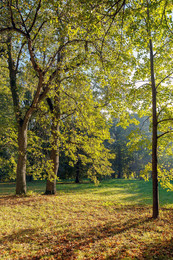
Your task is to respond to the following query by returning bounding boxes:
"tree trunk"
[149,38,159,218]
[45,87,60,195]
[7,37,27,195]
[117,144,122,178]
[75,159,80,183]
[16,124,27,195]
[45,146,59,194]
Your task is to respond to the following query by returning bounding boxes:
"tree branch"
[15,41,26,71]
[28,0,42,33]
[0,27,28,37]
[16,3,29,34]
[158,118,173,124]
[8,1,16,28]
[156,71,173,89]
[32,21,46,42]
[28,38,42,75]
[23,75,43,126]
[61,109,77,120]
[157,130,173,139]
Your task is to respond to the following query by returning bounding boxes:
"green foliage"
[0,0,172,193]
[0,128,17,181]
[123,0,173,191]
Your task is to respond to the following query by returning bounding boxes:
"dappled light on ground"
[0,183,173,259]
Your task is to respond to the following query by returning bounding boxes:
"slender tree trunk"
[16,124,27,194]
[149,38,159,218]
[45,119,60,194]
[117,144,122,178]
[45,141,59,194]
[75,159,80,183]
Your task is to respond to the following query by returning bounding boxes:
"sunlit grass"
[0,179,173,259]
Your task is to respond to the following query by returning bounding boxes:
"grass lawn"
[0,179,173,259]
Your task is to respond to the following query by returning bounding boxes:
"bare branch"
[24,4,35,23]
[16,3,29,34]
[15,41,26,71]
[164,8,173,35]
[157,130,173,139]
[28,38,42,75]
[44,39,91,74]
[0,27,28,37]
[44,50,61,74]
[23,75,43,126]
[8,1,16,28]
[38,68,60,103]
[100,0,126,53]
[158,118,173,124]
[28,0,42,33]
[156,71,173,89]
[32,21,46,42]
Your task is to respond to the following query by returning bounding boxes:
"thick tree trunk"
[7,37,27,195]
[16,124,27,195]
[149,38,159,218]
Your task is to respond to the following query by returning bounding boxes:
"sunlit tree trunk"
[7,37,27,194]
[45,123,60,194]
[117,144,122,179]
[45,84,60,195]
[146,0,159,218]
[16,124,28,194]
[149,38,159,218]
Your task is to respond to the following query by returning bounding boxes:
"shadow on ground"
[1,209,173,260]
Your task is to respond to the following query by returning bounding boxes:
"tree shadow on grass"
[142,238,173,260]
[1,207,173,259]
[0,195,52,206]
[0,227,42,244]
[23,215,153,259]
[0,215,151,259]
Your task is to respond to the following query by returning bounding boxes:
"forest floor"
[0,179,173,259]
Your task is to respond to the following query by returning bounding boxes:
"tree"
[0,0,127,194]
[125,0,173,218]
[0,0,90,194]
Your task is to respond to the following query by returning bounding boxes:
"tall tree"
[125,0,173,218]
[0,0,127,194]
[0,0,89,194]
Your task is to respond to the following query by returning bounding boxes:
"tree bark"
[16,124,27,194]
[7,37,27,195]
[149,38,159,218]
[45,88,60,195]
[45,144,59,194]
[117,144,122,179]
[75,159,80,183]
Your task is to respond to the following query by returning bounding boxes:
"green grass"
[1,179,173,207]
[0,179,173,259]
